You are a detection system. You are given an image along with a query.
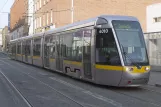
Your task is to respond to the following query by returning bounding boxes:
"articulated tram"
[9,15,150,87]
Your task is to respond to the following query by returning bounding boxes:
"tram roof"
[45,15,138,35]
[10,15,138,42]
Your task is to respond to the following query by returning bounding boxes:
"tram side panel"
[32,37,43,67]
[27,39,33,64]
[49,36,56,71]
[43,35,54,69]
[22,41,26,63]
[16,42,23,61]
[62,30,83,78]
[94,28,123,86]
[9,43,16,60]
[47,35,56,70]
[8,45,12,59]
[22,39,33,64]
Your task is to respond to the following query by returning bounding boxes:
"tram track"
[0,59,124,107]
[2,58,161,107]
[110,90,161,107]
[0,60,87,107]
[6,59,124,107]
[0,69,33,107]
[140,85,161,94]
[107,85,161,107]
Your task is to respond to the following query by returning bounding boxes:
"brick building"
[10,0,29,40]
[0,29,2,51]
[10,0,26,30]
[11,0,161,36]
[34,0,72,33]
[34,0,161,33]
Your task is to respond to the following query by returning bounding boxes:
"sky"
[0,0,14,29]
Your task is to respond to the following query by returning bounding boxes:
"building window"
[35,3,37,11]
[38,18,40,28]
[36,18,39,28]
[50,10,53,24]
[40,0,42,8]
[43,0,46,5]
[153,17,161,23]
[37,1,39,10]
[40,17,42,27]
[35,19,37,29]
[43,14,45,26]
[47,12,49,25]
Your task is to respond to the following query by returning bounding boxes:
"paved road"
[0,52,161,107]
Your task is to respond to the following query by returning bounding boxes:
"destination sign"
[115,24,131,29]
[113,21,140,30]
[98,29,109,34]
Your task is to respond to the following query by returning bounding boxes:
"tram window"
[72,30,83,61]
[9,46,11,53]
[12,44,16,54]
[33,38,41,56]
[63,33,73,60]
[14,44,16,54]
[49,36,55,58]
[22,42,25,55]
[52,36,56,58]
[26,40,31,56]
[28,41,31,55]
[83,29,92,60]
[17,42,21,54]
[63,30,83,61]
[96,28,121,65]
[44,35,55,58]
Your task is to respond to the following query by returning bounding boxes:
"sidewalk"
[148,71,161,87]
[151,65,161,72]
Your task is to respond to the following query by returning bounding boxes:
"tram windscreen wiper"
[120,44,141,69]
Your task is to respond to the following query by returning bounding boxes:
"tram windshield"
[112,20,149,66]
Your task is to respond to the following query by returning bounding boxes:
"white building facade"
[28,0,34,35]
[145,3,161,69]
[147,3,161,32]
[10,26,24,40]
[0,29,2,51]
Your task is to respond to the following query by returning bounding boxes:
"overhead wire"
[0,0,9,28]
[0,0,9,13]
[1,8,72,15]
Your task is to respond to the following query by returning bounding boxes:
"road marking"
[49,77,122,107]
[39,72,48,76]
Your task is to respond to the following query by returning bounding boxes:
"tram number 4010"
[98,29,109,34]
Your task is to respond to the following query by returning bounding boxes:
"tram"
[8,15,150,87]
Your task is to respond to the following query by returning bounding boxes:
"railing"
[144,32,161,67]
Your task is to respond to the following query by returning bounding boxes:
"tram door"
[44,37,50,68]
[56,35,63,72]
[25,41,28,62]
[83,30,92,79]
[13,43,16,59]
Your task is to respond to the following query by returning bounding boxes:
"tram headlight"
[145,67,150,71]
[125,67,134,72]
